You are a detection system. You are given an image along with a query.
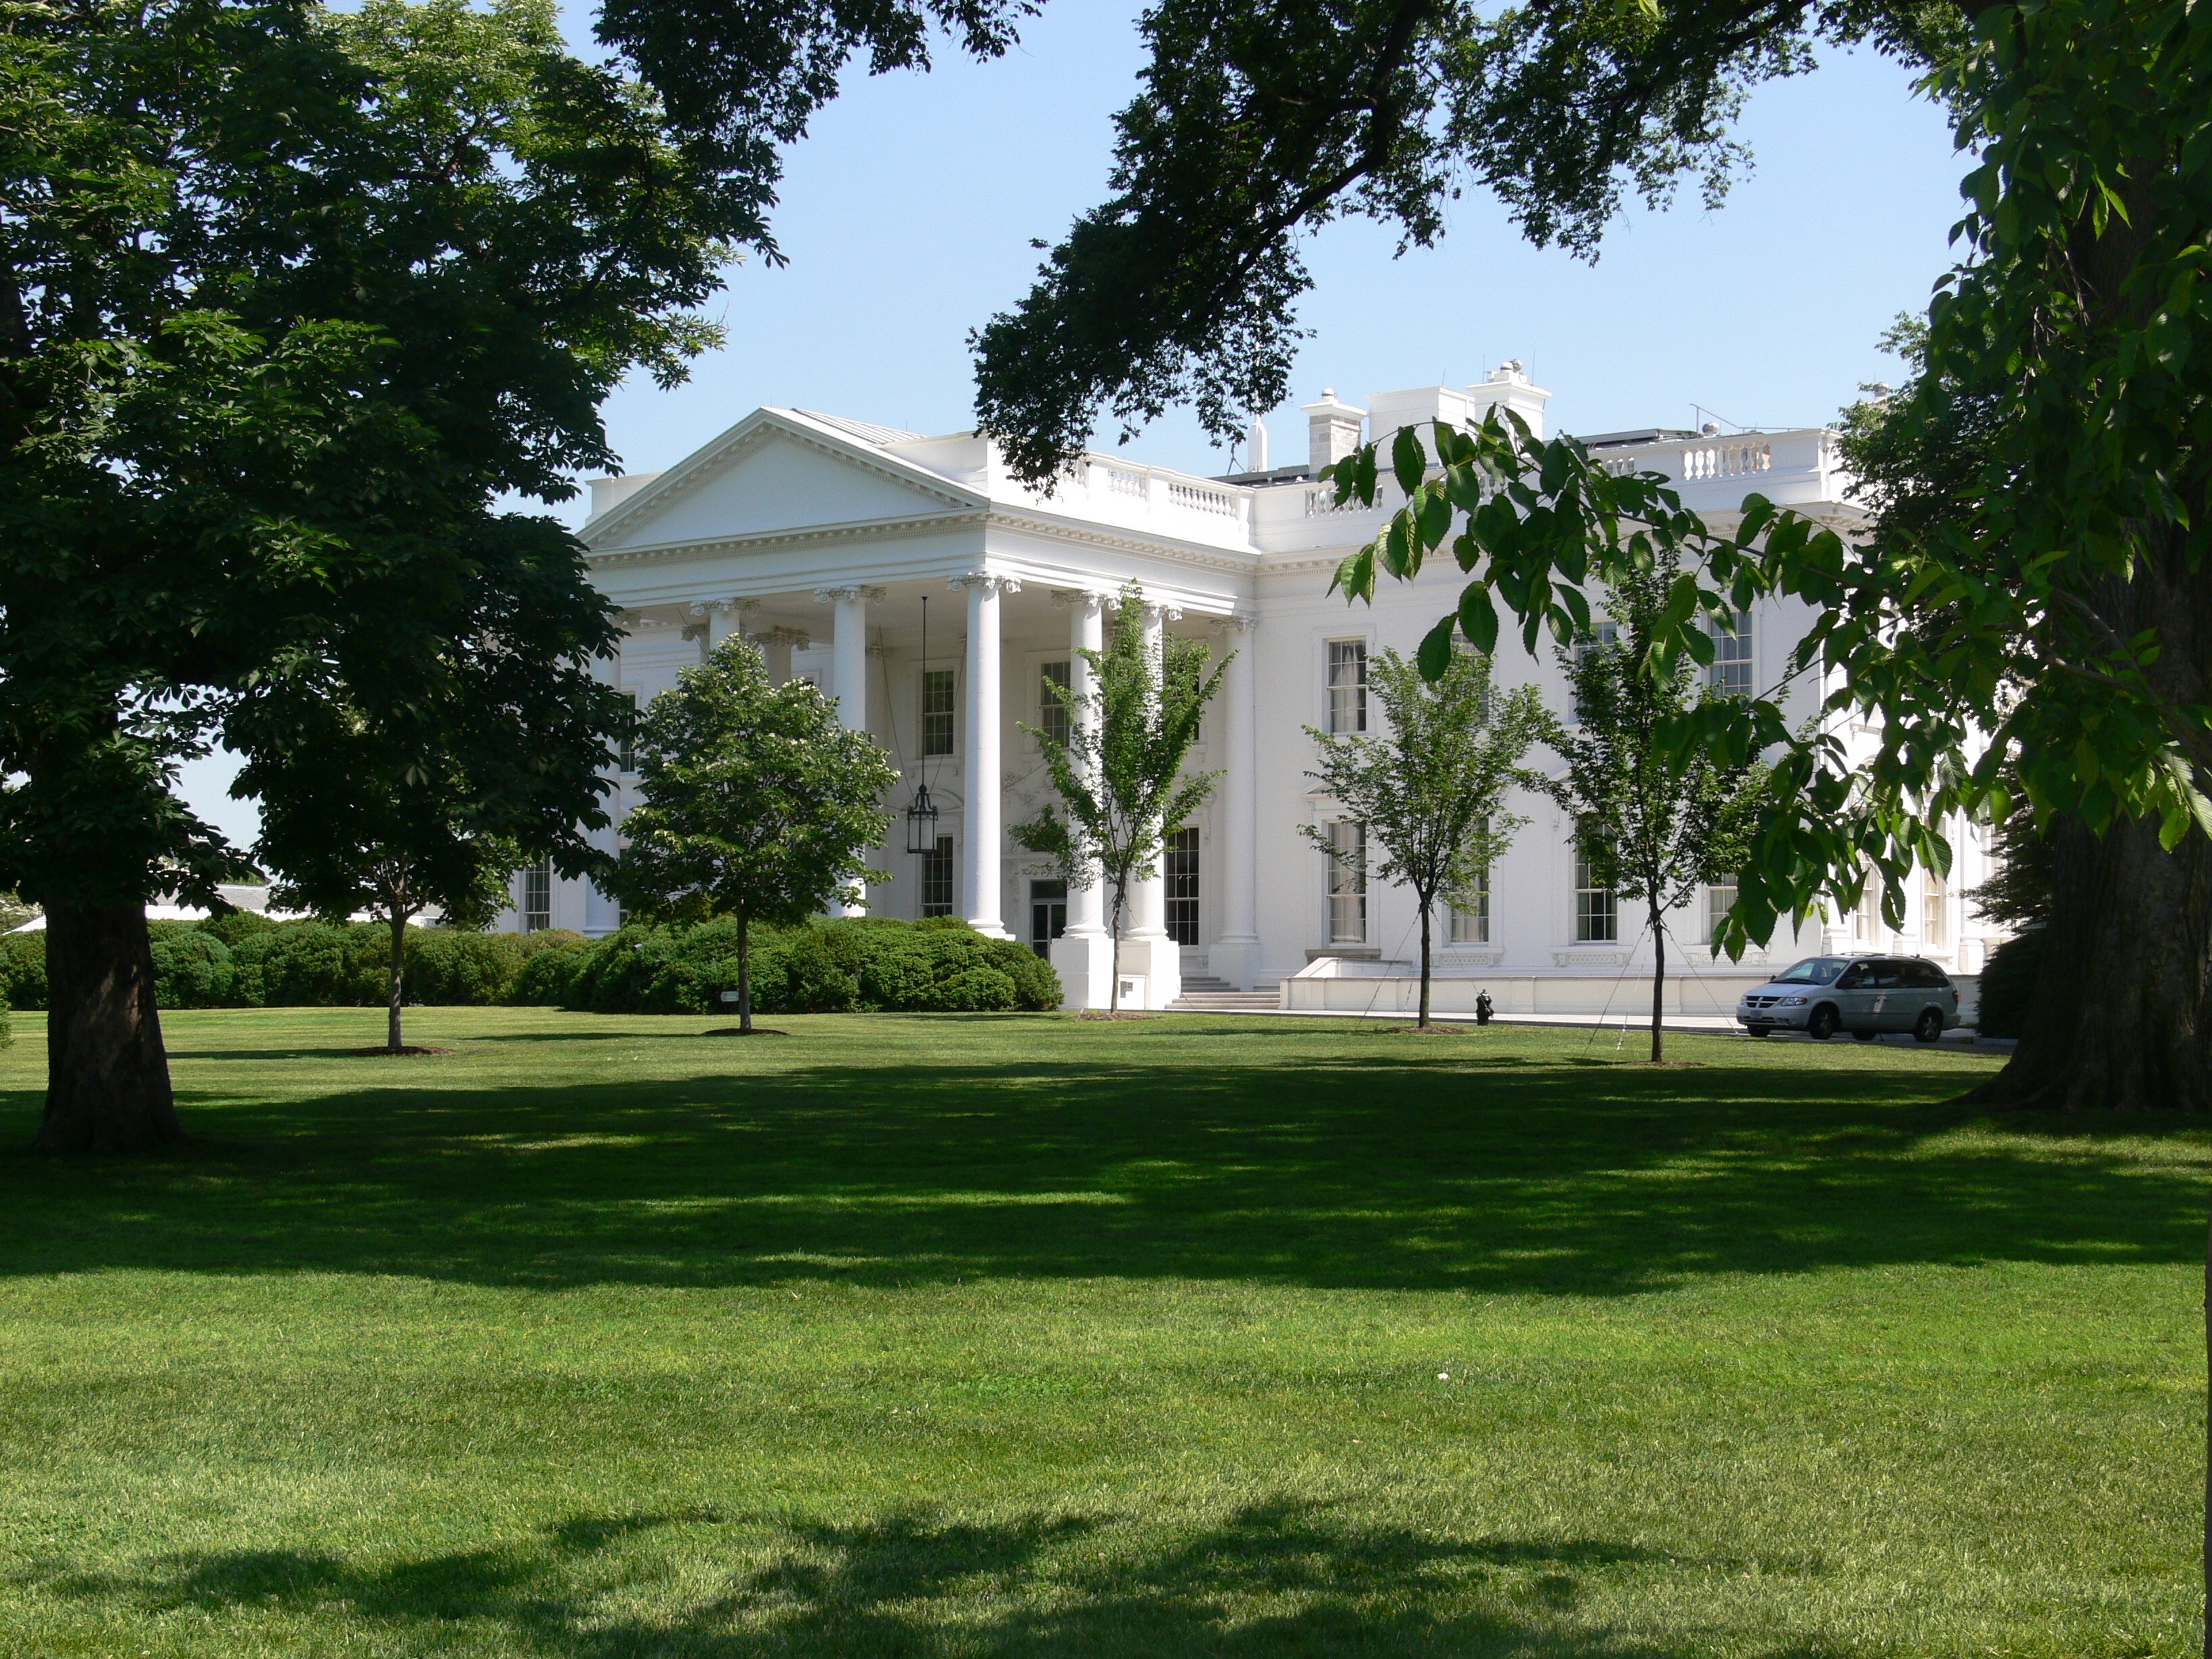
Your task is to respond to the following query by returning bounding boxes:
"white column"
[1124,600,1181,1008]
[693,596,756,656]
[1210,615,1260,990]
[818,586,883,916]
[956,573,1016,939]
[818,586,874,731]
[755,624,807,684]
[1049,589,1115,1008]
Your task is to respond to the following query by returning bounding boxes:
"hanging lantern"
[905,781,940,855]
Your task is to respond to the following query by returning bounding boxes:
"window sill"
[1307,945,1380,962]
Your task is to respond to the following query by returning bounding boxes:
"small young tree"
[609,639,894,1033]
[1014,583,1227,1013]
[1550,566,1765,1063]
[235,569,626,1052]
[1302,647,1547,1028]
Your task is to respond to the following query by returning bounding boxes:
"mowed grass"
[0,1008,2201,1658]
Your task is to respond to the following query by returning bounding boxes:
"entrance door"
[1030,880,1067,959]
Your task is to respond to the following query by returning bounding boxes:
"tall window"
[1038,659,1072,747]
[1574,842,1616,943]
[520,860,552,933]
[1856,876,1881,943]
[1326,820,1366,943]
[617,689,639,773]
[921,834,955,916]
[1449,820,1490,943]
[1327,639,1368,733]
[1572,621,1620,721]
[1706,875,1739,945]
[1708,610,1754,696]
[1165,827,1201,945]
[921,668,956,757]
[1922,868,1948,949]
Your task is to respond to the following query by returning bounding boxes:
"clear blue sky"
[179,7,1963,846]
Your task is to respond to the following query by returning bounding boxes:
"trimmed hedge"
[0,914,1060,1015]
[1,920,583,1010]
[519,916,1062,1015]
[1973,927,2043,1039]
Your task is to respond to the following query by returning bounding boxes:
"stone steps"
[1169,990,1282,1012]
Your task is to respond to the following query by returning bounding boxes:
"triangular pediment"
[583,410,981,552]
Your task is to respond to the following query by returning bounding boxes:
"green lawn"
[0,1008,2200,1658]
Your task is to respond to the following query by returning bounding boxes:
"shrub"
[534,916,1061,1015]
[148,921,235,1008]
[1973,928,2043,1039]
[512,935,596,1006]
[351,927,539,1006]
[200,908,278,950]
[230,920,359,1008]
[0,930,45,1010]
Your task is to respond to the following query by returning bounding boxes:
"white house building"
[506,362,2007,1013]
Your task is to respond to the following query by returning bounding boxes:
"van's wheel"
[1807,1004,1839,1041]
[1746,1027,1770,1038]
[1853,1029,1876,1042]
[1914,1007,1944,1044]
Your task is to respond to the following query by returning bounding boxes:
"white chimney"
[1466,361,1550,438]
[1246,415,1269,473]
[585,470,662,525]
[1301,389,1366,472]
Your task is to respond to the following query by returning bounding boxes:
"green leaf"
[1458,584,1500,655]
[1417,615,1456,681]
[1392,426,1427,497]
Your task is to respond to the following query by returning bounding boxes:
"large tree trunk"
[1969,813,2212,1113]
[1650,916,1666,1065]
[33,901,182,1153]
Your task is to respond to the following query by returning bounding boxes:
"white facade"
[508,365,2007,1010]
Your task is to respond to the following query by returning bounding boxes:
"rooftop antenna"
[904,595,940,856]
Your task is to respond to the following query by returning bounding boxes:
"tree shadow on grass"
[20,1498,1843,1658]
[0,1029,2203,1296]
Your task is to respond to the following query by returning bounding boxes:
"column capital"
[1051,586,1111,613]
[1208,612,1257,635]
[814,584,887,604]
[949,573,1021,596]
[1144,602,1184,624]
[748,625,811,649]
[687,596,759,618]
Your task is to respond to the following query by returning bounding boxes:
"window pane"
[1706,876,1738,945]
[1574,843,1616,943]
[1165,827,1200,946]
[1326,640,1367,734]
[1449,821,1490,943]
[521,860,552,934]
[1326,820,1366,943]
[1039,660,1072,747]
[921,834,955,916]
[1707,610,1754,696]
[1572,621,1619,722]
[922,669,956,757]
[1921,868,1948,949]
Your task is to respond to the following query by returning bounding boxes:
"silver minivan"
[1736,955,1959,1042]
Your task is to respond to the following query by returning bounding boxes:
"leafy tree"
[1013,583,1227,1014]
[607,638,895,1034]
[2,0,742,1153]
[231,541,625,1052]
[1546,571,1765,1063]
[1301,646,1543,1027]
